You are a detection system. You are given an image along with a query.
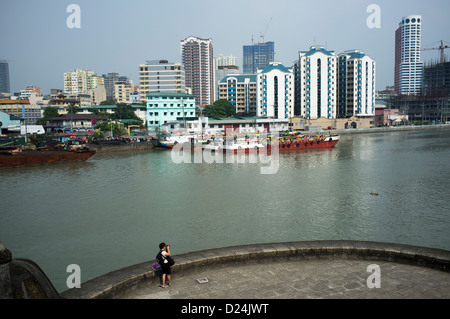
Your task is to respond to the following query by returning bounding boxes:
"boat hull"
[267,139,338,151]
[0,149,96,168]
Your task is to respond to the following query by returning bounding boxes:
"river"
[1,128,450,292]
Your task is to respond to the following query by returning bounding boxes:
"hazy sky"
[1,0,449,94]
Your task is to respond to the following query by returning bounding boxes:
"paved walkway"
[122,259,450,299]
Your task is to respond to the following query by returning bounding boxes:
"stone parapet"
[60,240,450,299]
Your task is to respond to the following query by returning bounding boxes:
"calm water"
[1,128,450,292]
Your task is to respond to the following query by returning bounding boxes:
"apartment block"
[256,62,294,119]
[218,74,257,115]
[180,36,214,107]
[114,81,134,104]
[64,68,104,95]
[214,54,239,101]
[338,50,376,117]
[296,46,337,119]
[139,60,185,101]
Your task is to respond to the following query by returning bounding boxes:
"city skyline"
[1,0,449,95]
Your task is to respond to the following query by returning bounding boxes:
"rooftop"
[259,62,292,74]
[300,46,336,57]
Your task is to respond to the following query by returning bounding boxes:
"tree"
[36,106,59,125]
[203,99,236,118]
[114,104,141,121]
[100,98,117,105]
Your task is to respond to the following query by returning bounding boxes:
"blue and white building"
[338,50,376,117]
[218,74,257,115]
[256,62,294,119]
[296,46,337,119]
[146,92,196,131]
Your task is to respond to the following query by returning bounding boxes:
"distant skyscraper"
[0,60,10,94]
[214,54,239,100]
[180,36,214,106]
[394,15,423,95]
[64,68,104,94]
[102,73,128,99]
[243,42,275,74]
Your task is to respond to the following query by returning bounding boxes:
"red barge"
[0,148,96,168]
[267,135,339,151]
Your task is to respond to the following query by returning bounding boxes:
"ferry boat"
[156,133,204,148]
[219,137,265,153]
[266,133,340,151]
[203,133,339,153]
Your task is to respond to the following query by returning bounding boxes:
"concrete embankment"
[59,241,450,299]
[327,124,450,135]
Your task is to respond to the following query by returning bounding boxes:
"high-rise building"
[296,46,337,120]
[180,36,214,107]
[0,60,10,94]
[214,54,239,101]
[338,50,376,118]
[394,15,424,95]
[256,62,294,119]
[102,73,128,99]
[243,42,275,74]
[114,81,134,104]
[423,61,450,96]
[64,68,104,94]
[139,60,185,101]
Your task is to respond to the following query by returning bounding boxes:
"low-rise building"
[0,111,21,133]
[146,92,196,131]
[0,99,41,125]
[46,114,107,131]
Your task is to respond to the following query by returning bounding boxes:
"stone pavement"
[59,241,450,300]
[121,258,450,299]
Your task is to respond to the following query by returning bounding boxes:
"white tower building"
[338,50,376,117]
[395,15,423,95]
[256,62,294,119]
[297,46,337,119]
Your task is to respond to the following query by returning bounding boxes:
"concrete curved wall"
[60,240,450,299]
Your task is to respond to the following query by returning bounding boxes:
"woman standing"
[157,242,172,288]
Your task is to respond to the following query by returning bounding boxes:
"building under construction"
[388,60,450,124]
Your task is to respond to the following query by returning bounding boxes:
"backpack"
[156,251,175,267]
[156,251,164,266]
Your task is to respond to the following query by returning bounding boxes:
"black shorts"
[161,265,171,274]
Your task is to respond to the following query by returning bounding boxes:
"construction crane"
[421,40,450,64]
[260,17,272,44]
